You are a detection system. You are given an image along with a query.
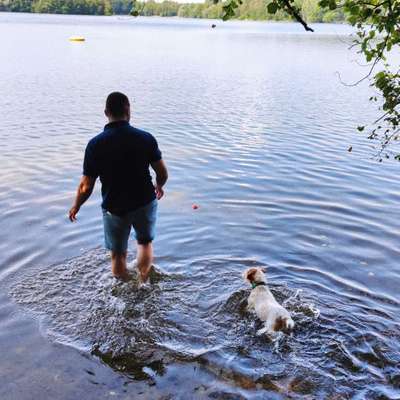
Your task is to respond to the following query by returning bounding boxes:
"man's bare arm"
[69,175,97,222]
[151,159,168,200]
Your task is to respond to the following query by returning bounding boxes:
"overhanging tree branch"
[280,0,314,31]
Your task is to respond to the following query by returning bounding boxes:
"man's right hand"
[69,205,80,222]
[68,176,96,222]
[155,184,164,200]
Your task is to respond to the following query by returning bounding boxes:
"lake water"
[1,12,399,400]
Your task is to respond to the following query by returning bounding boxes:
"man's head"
[105,92,130,122]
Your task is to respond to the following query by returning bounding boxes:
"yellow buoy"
[69,36,85,42]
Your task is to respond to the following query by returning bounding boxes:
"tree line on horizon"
[0,0,345,23]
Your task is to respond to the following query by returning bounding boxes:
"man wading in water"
[69,92,168,284]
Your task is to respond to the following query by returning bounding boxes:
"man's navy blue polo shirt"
[83,121,162,216]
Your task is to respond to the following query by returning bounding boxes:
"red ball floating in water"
[192,204,199,210]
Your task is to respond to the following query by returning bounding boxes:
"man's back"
[70,91,167,283]
[83,121,162,215]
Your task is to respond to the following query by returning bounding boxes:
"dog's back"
[243,267,294,335]
[253,287,294,333]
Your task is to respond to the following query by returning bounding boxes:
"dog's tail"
[256,316,295,336]
[274,316,294,332]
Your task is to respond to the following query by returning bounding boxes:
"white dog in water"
[243,267,294,335]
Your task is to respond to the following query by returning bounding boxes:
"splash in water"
[11,249,400,398]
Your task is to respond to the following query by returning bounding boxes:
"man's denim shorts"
[102,199,157,254]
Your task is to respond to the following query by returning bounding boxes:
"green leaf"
[267,2,278,14]
[328,0,337,10]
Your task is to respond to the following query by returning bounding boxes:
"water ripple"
[10,249,400,398]
[1,13,400,399]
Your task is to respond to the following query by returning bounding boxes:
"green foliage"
[368,70,400,160]
[267,2,278,13]
[110,0,133,14]
[0,0,113,14]
[0,0,347,22]
[134,0,180,17]
[0,0,24,12]
[131,0,346,22]
[322,9,344,22]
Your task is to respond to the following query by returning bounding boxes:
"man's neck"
[108,118,129,124]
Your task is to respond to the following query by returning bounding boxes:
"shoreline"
[0,10,347,25]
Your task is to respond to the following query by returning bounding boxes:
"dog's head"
[243,267,267,285]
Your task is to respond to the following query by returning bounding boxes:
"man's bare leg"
[136,242,153,283]
[111,251,130,281]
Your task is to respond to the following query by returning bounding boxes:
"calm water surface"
[1,13,399,400]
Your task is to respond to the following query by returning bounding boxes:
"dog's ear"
[245,267,258,282]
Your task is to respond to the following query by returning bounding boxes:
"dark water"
[1,12,400,400]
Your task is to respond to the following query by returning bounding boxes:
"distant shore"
[0,0,346,24]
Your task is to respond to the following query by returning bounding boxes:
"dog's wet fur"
[243,267,294,335]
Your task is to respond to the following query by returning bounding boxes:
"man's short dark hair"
[106,92,130,118]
